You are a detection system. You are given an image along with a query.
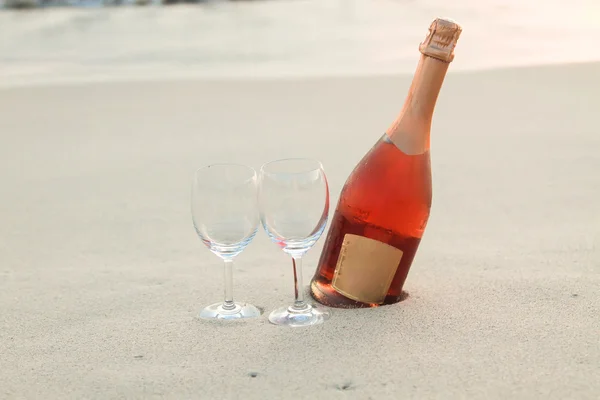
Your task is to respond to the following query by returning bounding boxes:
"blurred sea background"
[1,0,599,87]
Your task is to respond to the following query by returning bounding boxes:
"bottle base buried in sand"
[310,211,421,308]
[310,281,411,309]
[199,302,261,320]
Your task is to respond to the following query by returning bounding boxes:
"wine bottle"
[310,18,462,308]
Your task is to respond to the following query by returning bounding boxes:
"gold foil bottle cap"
[419,18,462,63]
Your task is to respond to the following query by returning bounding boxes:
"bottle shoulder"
[342,136,432,195]
[336,135,432,231]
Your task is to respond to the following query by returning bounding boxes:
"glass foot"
[268,303,330,327]
[199,302,261,320]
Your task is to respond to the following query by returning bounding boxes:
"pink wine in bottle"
[310,18,462,308]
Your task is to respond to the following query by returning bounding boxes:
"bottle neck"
[385,54,449,155]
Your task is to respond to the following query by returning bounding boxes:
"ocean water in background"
[0,0,599,87]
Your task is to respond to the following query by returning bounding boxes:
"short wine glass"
[258,158,331,327]
[191,163,261,320]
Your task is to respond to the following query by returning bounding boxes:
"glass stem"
[222,259,236,311]
[291,256,308,311]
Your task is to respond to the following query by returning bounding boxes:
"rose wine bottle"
[310,18,462,308]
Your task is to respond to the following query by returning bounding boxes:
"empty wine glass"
[191,163,261,320]
[258,158,331,327]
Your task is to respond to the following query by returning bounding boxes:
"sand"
[1,62,599,399]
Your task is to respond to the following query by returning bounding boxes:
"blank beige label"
[332,234,403,304]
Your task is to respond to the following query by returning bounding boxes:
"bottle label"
[331,234,403,304]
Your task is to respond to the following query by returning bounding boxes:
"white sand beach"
[1,62,599,399]
[1,0,600,397]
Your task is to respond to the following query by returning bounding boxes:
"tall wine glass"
[191,163,261,320]
[258,158,331,327]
